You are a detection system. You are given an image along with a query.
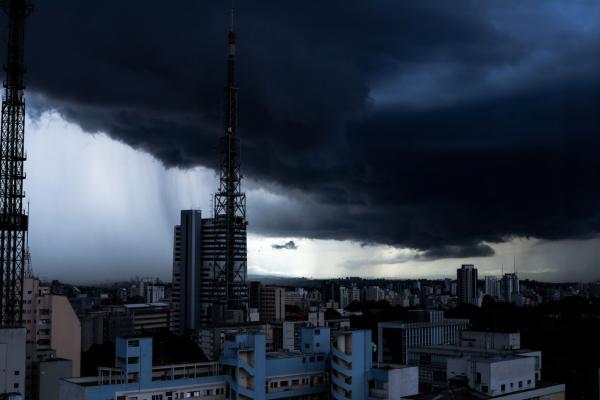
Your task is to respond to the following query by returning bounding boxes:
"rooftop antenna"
[501,263,504,276]
[513,255,516,275]
[230,2,235,32]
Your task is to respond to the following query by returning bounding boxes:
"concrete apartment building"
[171,209,248,334]
[248,283,286,322]
[457,264,478,305]
[60,327,419,400]
[259,286,285,322]
[377,310,469,365]
[22,276,81,399]
[81,302,170,352]
[23,277,81,373]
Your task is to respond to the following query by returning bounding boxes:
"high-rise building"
[351,285,361,302]
[502,273,520,303]
[248,281,261,309]
[484,275,500,298]
[144,282,166,303]
[366,286,385,302]
[171,20,248,333]
[258,286,285,321]
[22,276,81,399]
[339,286,349,309]
[246,282,285,321]
[457,264,478,305]
[320,281,340,303]
[170,210,201,334]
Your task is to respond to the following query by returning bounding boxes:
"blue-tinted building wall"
[61,327,397,400]
[221,332,267,399]
[115,336,153,386]
[331,330,373,400]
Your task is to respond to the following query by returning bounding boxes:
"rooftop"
[407,344,537,358]
[405,381,565,399]
[122,302,169,309]
[379,319,469,328]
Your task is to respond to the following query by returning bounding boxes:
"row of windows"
[22,299,42,304]
[119,387,226,400]
[268,375,325,390]
[23,319,50,325]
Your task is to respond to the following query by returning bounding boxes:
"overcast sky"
[13,1,600,283]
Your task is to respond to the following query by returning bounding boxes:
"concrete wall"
[388,367,419,399]
[460,331,521,350]
[300,327,330,354]
[39,359,72,400]
[487,357,535,395]
[50,295,81,376]
[0,327,26,395]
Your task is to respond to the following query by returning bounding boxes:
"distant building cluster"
[5,259,593,400]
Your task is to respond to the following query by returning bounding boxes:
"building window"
[314,329,320,335]
[481,385,488,393]
[127,357,139,364]
[501,384,505,392]
[519,381,523,388]
[14,370,20,375]
[476,372,481,383]
[128,340,140,347]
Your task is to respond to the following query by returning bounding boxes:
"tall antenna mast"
[212,6,248,316]
[0,0,33,328]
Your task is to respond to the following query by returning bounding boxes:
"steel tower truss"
[0,0,32,327]
[213,27,248,314]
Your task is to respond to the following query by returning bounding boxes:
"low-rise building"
[0,327,26,397]
[407,331,563,399]
[61,328,419,400]
[377,310,469,365]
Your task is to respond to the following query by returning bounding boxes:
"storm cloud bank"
[23,1,600,258]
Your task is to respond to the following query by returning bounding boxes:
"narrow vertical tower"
[213,11,248,316]
[0,0,33,327]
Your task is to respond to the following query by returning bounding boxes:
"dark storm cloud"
[272,241,298,250]
[21,1,600,258]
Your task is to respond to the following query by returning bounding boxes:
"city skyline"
[1,2,597,400]
[17,1,600,283]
